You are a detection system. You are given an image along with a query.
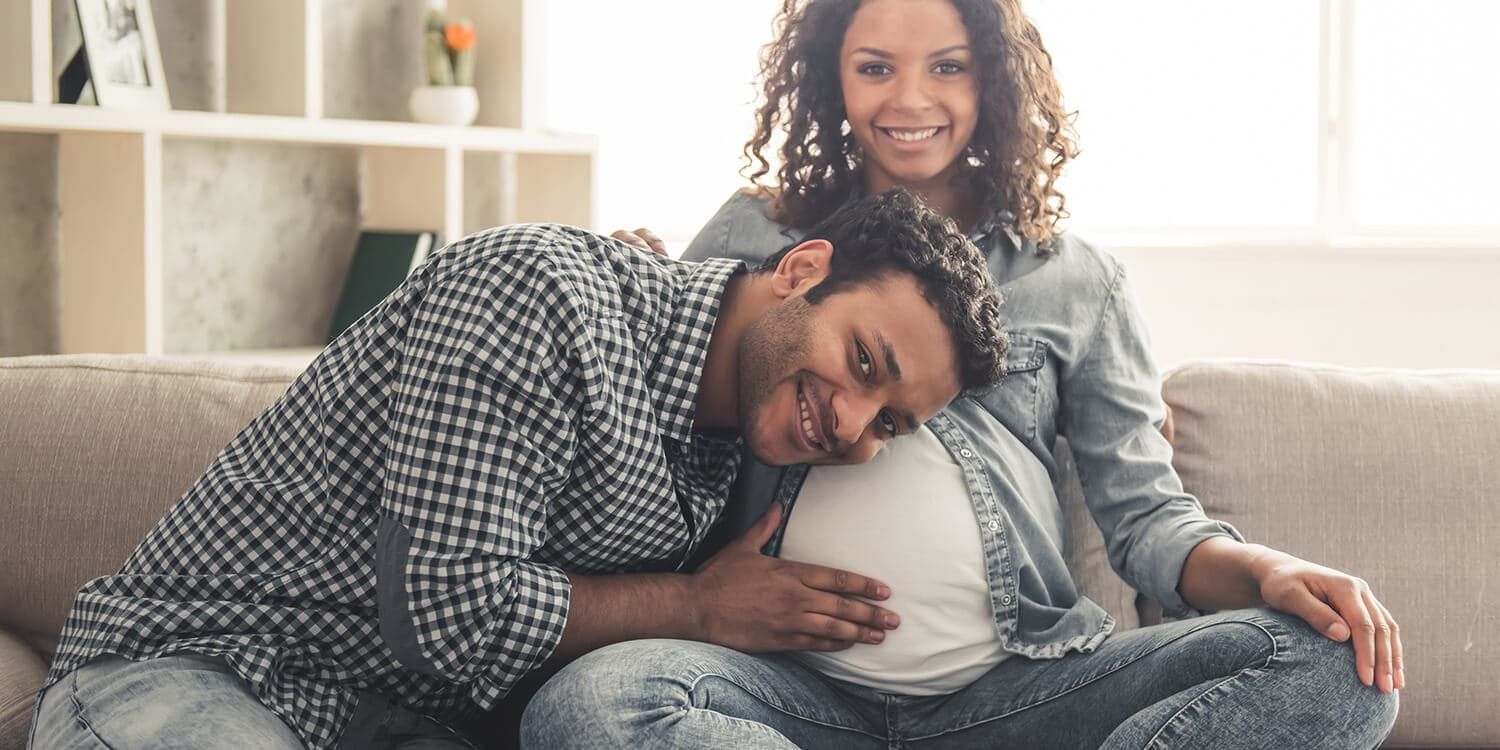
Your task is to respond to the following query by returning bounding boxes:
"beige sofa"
[2,354,1497,749]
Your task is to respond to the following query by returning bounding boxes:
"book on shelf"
[327,230,438,343]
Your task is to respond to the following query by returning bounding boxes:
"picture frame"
[73,0,170,111]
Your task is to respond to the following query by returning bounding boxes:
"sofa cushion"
[0,629,46,750]
[1164,360,1500,748]
[0,355,301,658]
[1055,438,1140,631]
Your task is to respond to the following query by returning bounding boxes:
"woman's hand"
[611,227,668,256]
[1252,548,1405,694]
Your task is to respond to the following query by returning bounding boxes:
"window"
[543,0,1500,249]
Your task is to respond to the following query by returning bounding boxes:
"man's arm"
[1179,536,1404,694]
[554,502,898,660]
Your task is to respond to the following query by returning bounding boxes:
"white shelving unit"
[0,0,597,357]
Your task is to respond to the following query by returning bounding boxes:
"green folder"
[327,230,438,343]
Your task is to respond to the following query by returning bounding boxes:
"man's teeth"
[885,127,939,142]
[799,391,820,449]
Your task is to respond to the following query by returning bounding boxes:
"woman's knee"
[520,639,728,746]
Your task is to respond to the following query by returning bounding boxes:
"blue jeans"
[29,653,476,749]
[522,608,1398,749]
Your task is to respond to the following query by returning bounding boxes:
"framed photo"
[74,0,170,111]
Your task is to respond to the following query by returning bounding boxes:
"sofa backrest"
[1163,360,1500,748]
[0,355,301,656]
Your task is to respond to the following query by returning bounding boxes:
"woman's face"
[839,0,980,196]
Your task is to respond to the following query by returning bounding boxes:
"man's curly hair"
[757,188,1007,392]
[743,0,1079,250]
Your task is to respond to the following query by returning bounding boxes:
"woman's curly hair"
[743,0,1079,249]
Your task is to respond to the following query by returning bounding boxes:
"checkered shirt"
[44,224,746,749]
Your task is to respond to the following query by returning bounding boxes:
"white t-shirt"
[778,426,1006,695]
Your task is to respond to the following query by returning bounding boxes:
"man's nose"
[830,390,882,448]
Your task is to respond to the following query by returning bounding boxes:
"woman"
[532,1,1401,746]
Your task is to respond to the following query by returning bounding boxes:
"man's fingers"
[797,614,885,645]
[796,563,891,601]
[609,229,650,250]
[812,593,900,631]
[739,502,784,550]
[632,227,668,255]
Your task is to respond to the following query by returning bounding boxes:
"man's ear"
[770,239,833,299]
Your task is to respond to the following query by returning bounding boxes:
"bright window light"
[542,0,783,251]
[1027,0,1321,234]
[1350,0,1500,228]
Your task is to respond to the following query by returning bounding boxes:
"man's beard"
[737,296,814,463]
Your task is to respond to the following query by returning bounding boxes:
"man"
[28,189,1007,749]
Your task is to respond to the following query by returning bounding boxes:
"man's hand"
[611,227,668,256]
[1251,548,1405,694]
[691,502,899,652]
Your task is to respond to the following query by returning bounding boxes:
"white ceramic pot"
[409,85,479,126]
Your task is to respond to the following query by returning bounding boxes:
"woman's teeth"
[883,127,940,142]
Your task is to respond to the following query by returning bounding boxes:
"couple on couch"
[31,1,1400,748]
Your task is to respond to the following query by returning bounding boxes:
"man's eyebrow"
[875,330,902,382]
[873,331,918,432]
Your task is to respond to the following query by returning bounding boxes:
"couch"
[2,354,1497,748]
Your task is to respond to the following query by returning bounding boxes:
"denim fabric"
[29,654,477,749]
[521,608,1398,749]
[681,191,1243,659]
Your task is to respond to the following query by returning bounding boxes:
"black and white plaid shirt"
[45,224,746,748]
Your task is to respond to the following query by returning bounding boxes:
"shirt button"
[960,448,973,458]
[988,520,1000,531]
[1001,594,1013,605]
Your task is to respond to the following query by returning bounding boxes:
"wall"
[0,0,430,356]
[1117,245,1500,371]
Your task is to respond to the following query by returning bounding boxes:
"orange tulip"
[445,22,476,52]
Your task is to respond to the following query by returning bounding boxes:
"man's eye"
[857,342,873,378]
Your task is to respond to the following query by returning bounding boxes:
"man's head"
[736,187,1006,465]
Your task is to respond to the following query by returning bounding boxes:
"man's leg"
[901,607,1398,749]
[29,653,303,749]
[520,639,886,750]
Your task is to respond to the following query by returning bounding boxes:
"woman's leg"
[520,638,886,750]
[905,608,1397,749]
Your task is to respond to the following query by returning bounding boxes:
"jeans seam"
[907,613,1283,741]
[67,669,118,750]
[1141,616,1283,749]
[685,670,884,742]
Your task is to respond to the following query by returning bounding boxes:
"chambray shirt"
[683,191,1242,659]
[45,224,744,749]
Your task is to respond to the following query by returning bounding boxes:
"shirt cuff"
[1142,518,1246,619]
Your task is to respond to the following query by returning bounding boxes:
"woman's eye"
[934,61,965,75]
[858,63,892,76]
[857,343,873,378]
[881,411,898,436]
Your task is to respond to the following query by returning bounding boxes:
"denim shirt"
[682,190,1243,659]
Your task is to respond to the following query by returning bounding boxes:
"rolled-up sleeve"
[1059,264,1243,618]
[376,257,577,699]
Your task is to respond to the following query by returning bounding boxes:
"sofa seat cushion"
[0,629,46,750]
[1164,360,1500,748]
[0,355,301,658]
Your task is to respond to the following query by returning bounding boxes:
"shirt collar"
[652,257,745,445]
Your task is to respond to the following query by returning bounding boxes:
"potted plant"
[409,9,478,126]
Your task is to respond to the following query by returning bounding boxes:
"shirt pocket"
[973,331,1047,442]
